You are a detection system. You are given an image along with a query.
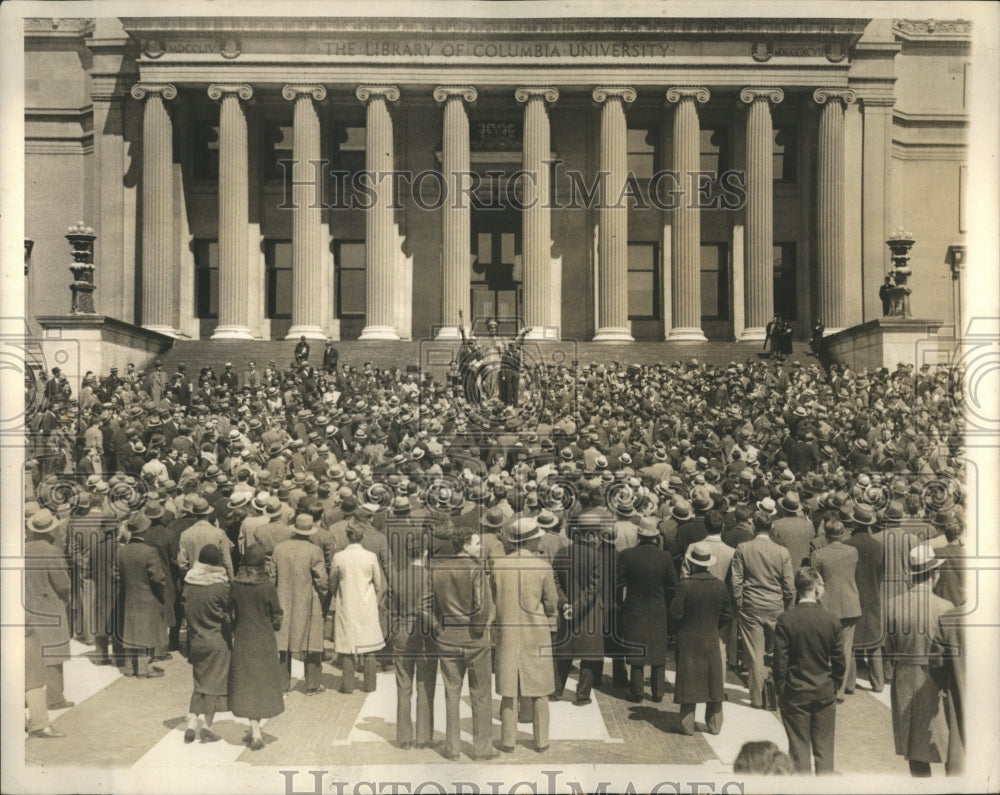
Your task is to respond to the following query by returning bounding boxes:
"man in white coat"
[330,519,386,693]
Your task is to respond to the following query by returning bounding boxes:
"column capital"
[207,84,253,101]
[282,85,327,102]
[433,86,478,105]
[592,86,637,105]
[739,86,784,106]
[813,87,858,107]
[130,83,177,102]
[665,86,710,105]
[356,85,400,104]
[515,86,559,105]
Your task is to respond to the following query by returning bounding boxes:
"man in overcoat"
[430,526,496,760]
[773,567,846,774]
[330,519,385,693]
[670,542,731,734]
[730,510,795,708]
[845,511,884,692]
[885,545,952,777]
[811,520,862,701]
[618,518,676,703]
[117,514,168,678]
[492,518,560,753]
[551,518,605,705]
[274,514,329,694]
[25,509,75,707]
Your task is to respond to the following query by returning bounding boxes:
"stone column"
[591,86,636,342]
[283,85,329,340]
[814,88,857,334]
[434,86,477,338]
[207,84,254,339]
[356,85,401,340]
[131,83,178,336]
[666,86,711,341]
[516,86,559,338]
[738,87,783,342]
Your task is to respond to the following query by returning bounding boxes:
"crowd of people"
[21,336,968,775]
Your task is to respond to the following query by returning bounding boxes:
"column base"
[739,327,767,343]
[435,326,464,340]
[285,325,328,340]
[359,325,401,341]
[525,326,559,341]
[593,327,634,342]
[666,327,708,342]
[142,324,179,338]
[210,325,255,340]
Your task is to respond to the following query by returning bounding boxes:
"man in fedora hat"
[670,541,731,734]
[731,510,795,708]
[772,491,815,569]
[773,567,846,774]
[885,545,952,777]
[143,497,179,661]
[268,514,325,696]
[330,519,385,695]
[492,517,561,753]
[618,514,677,704]
[178,496,234,580]
[25,509,75,708]
[118,514,168,678]
[430,526,496,760]
[811,520,862,701]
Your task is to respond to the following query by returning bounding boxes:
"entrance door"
[471,208,522,330]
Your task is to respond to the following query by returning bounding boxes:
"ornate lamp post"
[885,227,915,317]
[65,221,97,314]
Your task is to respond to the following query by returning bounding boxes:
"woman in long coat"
[551,524,604,704]
[182,544,230,743]
[617,522,677,702]
[669,542,731,735]
[229,544,284,750]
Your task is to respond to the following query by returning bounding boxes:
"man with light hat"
[178,496,234,579]
[772,492,814,569]
[670,540,731,734]
[492,517,561,753]
[885,544,952,777]
[25,509,75,708]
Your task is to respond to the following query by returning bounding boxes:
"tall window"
[700,243,729,320]
[627,128,656,179]
[773,242,797,320]
[264,123,294,180]
[335,240,365,318]
[194,239,219,318]
[773,126,797,182]
[266,240,292,318]
[627,242,658,320]
[193,123,219,180]
[333,127,366,203]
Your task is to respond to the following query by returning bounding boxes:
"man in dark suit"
[845,514,885,693]
[294,335,311,366]
[389,533,437,750]
[932,521,965,608]
[811,520,861,701]
[430,526,496,760]
[773,567,846,774]
[731,510,795,708]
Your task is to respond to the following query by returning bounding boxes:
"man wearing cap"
[618,514,677,704]
[811,521,862,702]
[492,517,561,753]
[25,509,75,708]
[885,545,952,777]
[272,515,329,694]
[773,567,846,774]
[118,514,168,678]
[330,520,385,694]
[430,526,495,760]
[670,541,731,734]
[730,511,795,708]
[772,492,814,569]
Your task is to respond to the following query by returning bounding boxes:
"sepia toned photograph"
[2,1,997,793]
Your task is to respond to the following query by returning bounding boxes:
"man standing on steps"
[294,335,311,366]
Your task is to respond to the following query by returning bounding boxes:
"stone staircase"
[155,339,813,376]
